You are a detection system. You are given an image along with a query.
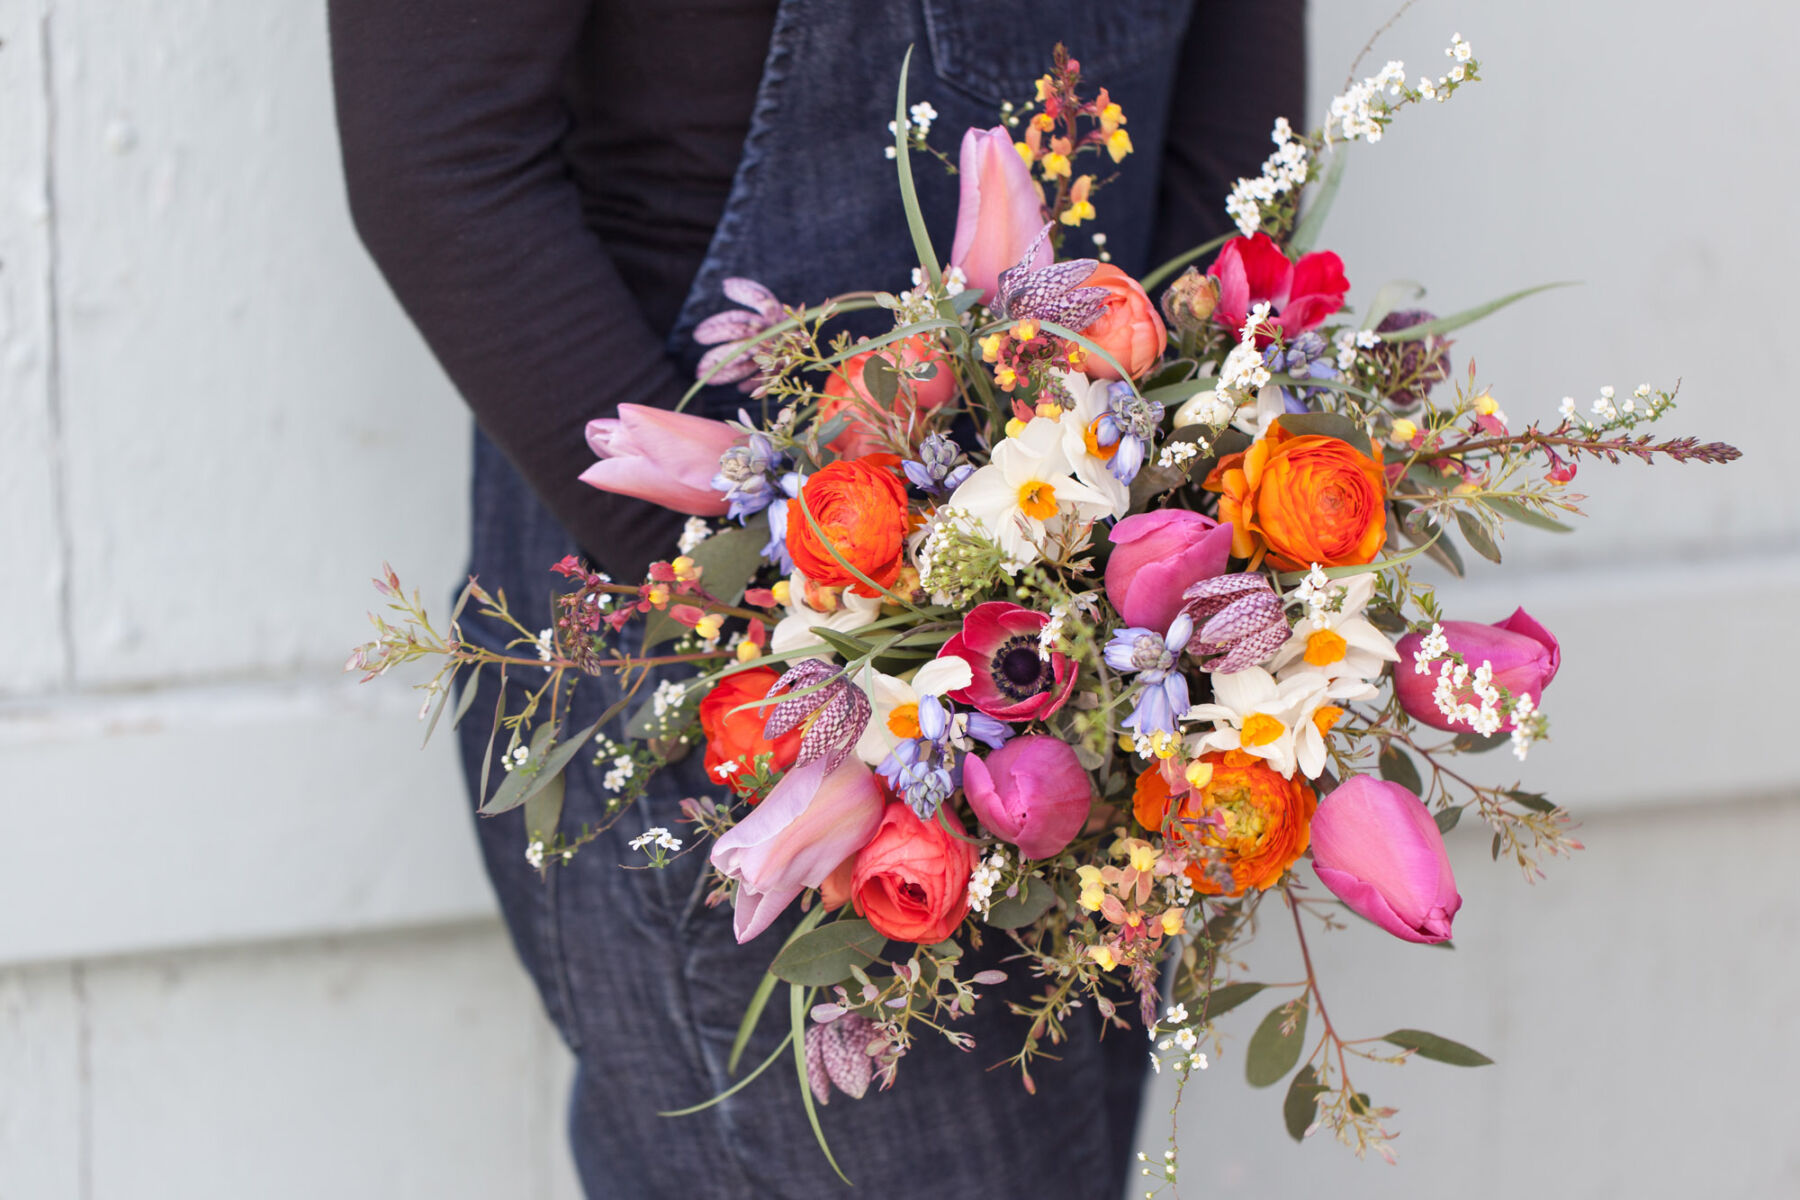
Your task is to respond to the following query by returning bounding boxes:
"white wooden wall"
[0,2,1792,1198]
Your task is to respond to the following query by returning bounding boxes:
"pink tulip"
[949,127,1048,303]
[709,758,886,943]
[1311,776,1461,944]
[961,735,1093,860]
[1393,608,1561,732]
[578,404,741,516]
[1106,511,1236,632]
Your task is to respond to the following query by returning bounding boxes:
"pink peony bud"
[950,127,1049,303]
[1393,608,1561,732]
[579,404,742,516]
[961,735,1094,861]
[1105,510,1235,633]
[1311,775,1461,944]
[709,758,886,943]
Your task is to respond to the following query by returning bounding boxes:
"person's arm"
[328,0,686,578]
[1151,0,1308,264]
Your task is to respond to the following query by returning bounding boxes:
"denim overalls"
[456,4,1195,1194]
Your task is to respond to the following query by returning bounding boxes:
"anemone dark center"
[991,634,1053,701]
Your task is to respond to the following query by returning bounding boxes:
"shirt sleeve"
[327,0,688,578]
[1150,0,1308,265]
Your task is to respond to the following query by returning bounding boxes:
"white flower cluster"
[1038,606,1067,655]
[1411,623,1451,674]
[1561,383,1662,430]
[891,265,970,325]
[1509,693,1541,761]
[883,102,938,158]
[1334,327,1380,372]
[678,516,710,555]
[1327,60,1406,144]
[1151,1003,1208,1074]
[500,743,531,774]
[1291,563,1340,630]
[1431,658,1504,735]
[525,839,545,869]
[1156,440,1202,469]
[534,627,555,668]
[628,826,683,855]
[1217,303,1275,404]
[1420,34,1476,101]
[966,849,1010,918]
[651,678,688,720]
[1224,116,1311,237]
[602,753,636,792]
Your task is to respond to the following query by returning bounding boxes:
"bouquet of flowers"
[352,37,1738,1184]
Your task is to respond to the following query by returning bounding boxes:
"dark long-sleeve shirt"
[328,0,1304,579]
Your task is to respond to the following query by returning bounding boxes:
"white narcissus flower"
[1184,667,1333,780]
[851,657,973,766]
[1265,573,1399,697]
[1054,372,1131,519]
[770,569,883,657]
[947,416,1114,566]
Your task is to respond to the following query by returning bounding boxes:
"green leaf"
[1507,789,1558,815]
[1491,831,1503,861]
[859,355,900,408]
[1283,1064,1326,1142]
[1434,804,1464,835]
[1288,146,1347,257]
[1382,1028,1494,1067]
[1139,232,1232,293]
[1141,378,1215,408]
[808,625,876,662]
[1453,730,1508,754]
[479,720,558,815]
[1378,745,1423,794]
[1274,412,1373,458]
[1361,279,1426,332]
[1480,495,1575,534]
[1141,359,1198,392]
[449,664,483,731]
[1203,981,1268,1021]
[983,879,1059,929]
[1379,282,1578,343]
[1454,509,1503,564]
[482,713,608,816]
[893,46,941,296]
[770,918,889,987]
[659,1028,794,1117]
[419,668,458,748]
[792,984,851,1184]
[1245,1000,1309,1087]
[523,770,564,843]
[732,905,826,1074]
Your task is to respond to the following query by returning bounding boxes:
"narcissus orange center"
[1311,705,1344,737]
[1017,480,1058,520]
[1241,712,1286,747]
[1304,628,1348,666]
[887,703,922,739]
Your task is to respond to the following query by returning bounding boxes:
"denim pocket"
[921,0,1192,108]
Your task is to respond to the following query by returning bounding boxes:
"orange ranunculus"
[1202,423,1386,570]
[787,456,910,597]
[698,666,803,798]
[1133,751,1315,898]
[820,335,956,458]
[851,801,977,944]
[1076,264,1166,381]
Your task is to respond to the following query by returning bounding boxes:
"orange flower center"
[1241,713,1286,747]
[887,703,922,739]
[1083,418,1119,461]
[1304,629,1348,666]
[1311,705,1344,738]
[1017,480,1059,520]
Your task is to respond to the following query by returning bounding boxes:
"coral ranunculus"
[851,802,978,944]
[1203,422,1386,570]
[1207,232,1349,345]
[820,336,956,458]
[1075,264,1167,381]
[1133,750,1315,897]
[786,457,910,597]
[698,666,803,798]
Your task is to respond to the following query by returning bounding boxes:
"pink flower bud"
[1393,608,1560,732]
[961,735,1093,860]
[950,127,1048,303]
[578,404,741,516]
[1311,776,1461,944]
[1105,510,1235,633]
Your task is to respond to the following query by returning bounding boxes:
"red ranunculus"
[851,802,977,944]
[937,602,1078,723]
[698,666,803,798]
[1208,232,1349,346]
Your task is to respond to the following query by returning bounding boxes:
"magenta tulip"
[1106,510,1236,632]
[709,758,886,942]
[949,126,1048,303]
[1311,776,1461,944]
[1393,608,1561,732]
[961,735,1093,860]
[578,403,741,516]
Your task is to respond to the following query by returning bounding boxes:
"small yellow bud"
[770,579,791,606]
[694,614,723,640]
[735,640,761,663]
[1391,417,1418,443]
[671,556,702,582]
[1184,760,1214,790]
[1100,102,1125,133]
[996,367,1019,391]
[1090,943,1119,971]
[1041,152,1071,180]
[1160,909,1186,937]
[1013,319,1039,341]
[979,332,1006,362]
[1005,417,1028,439]
[1079,884,1107,912]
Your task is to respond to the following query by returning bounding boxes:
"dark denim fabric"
[460,3,1199,1195]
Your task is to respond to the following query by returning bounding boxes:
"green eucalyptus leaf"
[480,720,560,815]
[809,625,876,662]
[1288,146,1347,256]
[419,669,457,748]
[1283,1064,1326,1142]
[1434,804,1465,834]
[1481,495,1575,533]
[1454,509,1503,564]
[1380,282,1577,342]
[1453,730,1508,754]
[1378,744,1423,794]
[859,355,900,408]
[1203,981,1268,1021]
[1507,789,1558,815]
[770,918,889,987]
[523,770,565,843]
[449,664,483,732]
[1382,1028,1494,1067]
[983,879,1059,929]
[1246,1000,1309,1087]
